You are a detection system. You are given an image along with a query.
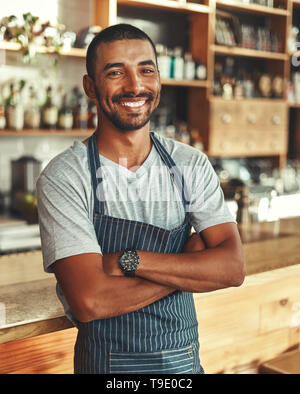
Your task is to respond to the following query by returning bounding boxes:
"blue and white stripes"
[74,132,202,374]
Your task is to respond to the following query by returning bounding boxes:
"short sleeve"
[188,155,236,233]
[36,173,101,273]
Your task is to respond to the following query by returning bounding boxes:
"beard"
[94,87,160,132]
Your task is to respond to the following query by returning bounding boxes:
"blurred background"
[1,1,300,375]
[0,0,300,238]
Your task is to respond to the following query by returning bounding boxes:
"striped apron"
[74,131,204,374]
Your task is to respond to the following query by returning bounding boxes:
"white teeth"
[121,101,146,107]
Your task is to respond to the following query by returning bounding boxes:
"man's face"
[92,39,161,132]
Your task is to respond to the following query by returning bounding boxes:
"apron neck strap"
[150,132,191,211]
[87,131,105,214]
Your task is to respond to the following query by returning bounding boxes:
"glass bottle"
[213,62,223,96]
[184,53,196,80]
[58,94,73,130]
[24,86,41,129]
[70,86,81,127]
[173,47,184,80]
[156,44,171,80]
[73,94,88,129]
[169,49,175,79]
[234,69,244,99]
[0,89,6,130]
[195,62,207,81]
[221,57,235,99]
[42,86,58,129]
[6,83,24,130]
[87,100,97,129]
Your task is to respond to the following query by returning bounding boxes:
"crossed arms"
[53,222,245,322]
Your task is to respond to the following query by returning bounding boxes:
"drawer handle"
[247,113,257,124]
[221,114,232,124]
[246,141,255,149]
[270,141,278,149]
[271,115,281,125]
[220,141,230,150]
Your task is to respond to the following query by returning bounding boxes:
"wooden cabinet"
[208,98,288,156]
[190,0,290,164]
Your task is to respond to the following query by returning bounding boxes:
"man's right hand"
[182,232,206,253]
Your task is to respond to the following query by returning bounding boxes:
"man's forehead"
[96,39,156,66]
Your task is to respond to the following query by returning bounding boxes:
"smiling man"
[36,24,245,374]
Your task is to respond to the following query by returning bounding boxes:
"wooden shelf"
[292,0,300,8]
[212,44,288,60]
[117,0,211,13]
[0,41,86,58]
[0,129,93,136]
[161,78,209,88]
[288,102,300,108]
[210,97,286,104]
[216,0,289,16]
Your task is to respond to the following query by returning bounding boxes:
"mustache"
[112,92,154,103]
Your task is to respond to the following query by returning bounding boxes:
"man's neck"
[94,125,153,171]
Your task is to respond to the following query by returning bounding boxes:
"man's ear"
[83,74,97,100]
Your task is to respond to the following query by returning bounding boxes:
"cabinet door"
[209,100,288,156]
[210,100,241,132]
[239,101,287,131]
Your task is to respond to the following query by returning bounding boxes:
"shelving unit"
[0,0,211,137]
[0,129,93,137]
[188,0,291,167]
[1,0,300,166]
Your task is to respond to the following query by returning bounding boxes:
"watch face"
[120,250,140,273]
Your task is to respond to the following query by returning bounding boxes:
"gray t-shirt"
[37,132,235,274]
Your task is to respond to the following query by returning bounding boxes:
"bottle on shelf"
[70,86,81,126]
[88,100,97,129]
[169,49,175,79]
[213,62,223,96]
[220,57,235,99]
[24,86,41,129]
[184,53,196,81]
[58,93,73,130]
[73,93,88,129]
[176,121,190,145]
[173,47,184,80]
[156,44,171,80]
[0,89,6,130]
[42,86,58,129]
[6,82,24,130]
[234,69,244,99]
[195,62,207,81]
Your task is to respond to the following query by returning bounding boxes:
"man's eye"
[107,70,122,77]
[142,68,155,74]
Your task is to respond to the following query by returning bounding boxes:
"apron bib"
[74,132,204,374]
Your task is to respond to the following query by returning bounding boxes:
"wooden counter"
[0,217,300,373]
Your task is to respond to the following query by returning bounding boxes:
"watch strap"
[124,270,136,278]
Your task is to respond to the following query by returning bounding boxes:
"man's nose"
[123,70,143,95]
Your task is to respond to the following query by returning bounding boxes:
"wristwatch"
[119,250,140,277]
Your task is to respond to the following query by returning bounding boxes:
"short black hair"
[86,23,158,80]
